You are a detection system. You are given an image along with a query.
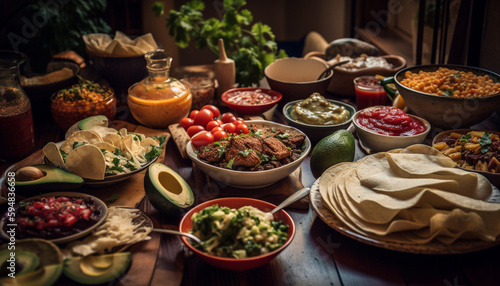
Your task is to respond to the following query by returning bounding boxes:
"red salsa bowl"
[221,87,282,116]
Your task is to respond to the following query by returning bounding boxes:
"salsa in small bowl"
[221,87,282,116]
[353,106,431,153]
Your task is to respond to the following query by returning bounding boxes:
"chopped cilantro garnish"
[239,149,251,157]
[218,146,226,158]
[271,128,276,133]
[204,147,211,151]
[227,158,235,169]
[250,130,262,137]
[454,73,461,78]
[442,89,454,96]
[112,157,120,167]
[145,145,161,162]
[259,153,270,162]
[134,134,142,141]
[73,141,87,149]
[479,132,492,154]
[60,150,68,163]
[152,135,167,146]
[271,155,277,161]
[100,149,107,154]
[276,133,290,140]
[124,162,137,171]
[114,147,124,156]
[459,133,472,143]
[213,141,221,146]
[301,145,306,151]
[107,165,125,173]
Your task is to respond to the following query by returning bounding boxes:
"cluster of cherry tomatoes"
[180,105,249,148]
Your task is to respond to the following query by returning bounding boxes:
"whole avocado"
[310,129,355,179]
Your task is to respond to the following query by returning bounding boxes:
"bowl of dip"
[353,106,431,153]
[221,87,282,116]
[283,93,355,143]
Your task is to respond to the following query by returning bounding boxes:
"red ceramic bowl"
[179,197,295,271]
[221,87,282,116]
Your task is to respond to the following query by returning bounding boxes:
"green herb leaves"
[479,132,492,154]
[442,89,454,96]
[158,0,286,87]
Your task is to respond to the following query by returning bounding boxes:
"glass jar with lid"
[128,49,192,129]
[0,51,34,160]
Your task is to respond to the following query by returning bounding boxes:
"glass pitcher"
[0,51,35,160]
[128,49,192,129]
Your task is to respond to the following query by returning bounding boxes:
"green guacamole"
[290,93,350,125]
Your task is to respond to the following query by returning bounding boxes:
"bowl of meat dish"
[179,197,295,271]
[384,64,500,128]
[282,93,355,143]
[432,129,500,186]
[221,87,282,116]
[186,120,311,189]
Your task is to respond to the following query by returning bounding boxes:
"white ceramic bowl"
[264,57,332,105]
[186,120,311,189]
[352,108,431,153]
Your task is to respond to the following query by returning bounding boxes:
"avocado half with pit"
[63,252,131,285]
[144,163,194,215]
[0,238,63,286]
[13,164,84,195]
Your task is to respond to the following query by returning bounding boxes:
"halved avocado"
[0,264,63,286]
[144,163,194,215]
[63,252,131,285]
[78,115,109,130]
[0,250,39,277]
[14,164,83,195]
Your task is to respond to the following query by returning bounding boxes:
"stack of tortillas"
[319,144,500,245]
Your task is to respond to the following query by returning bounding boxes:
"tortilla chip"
[65,144,106,180]
[43,142,65,168]
[103,133,123,150]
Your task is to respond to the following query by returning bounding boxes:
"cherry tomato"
[180,117,194,130]
[213,130,228,141]
[236,123,249,135]
[187,125,205,137]
[232,119,244,126]
[205,120,220,131]
[201,105,220,119]
[189,110,199,119]
[222,122,236,134]
[216,119,224,126]
[221,112,237,123]
[211,126,224,133]
[191,131,214,148]
[194,109,214,128]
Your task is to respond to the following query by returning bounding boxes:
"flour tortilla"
[65,144,106,180]
[318,144,500,245]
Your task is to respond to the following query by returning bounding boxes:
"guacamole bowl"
[179,197,296,271]
[283,99,355,143]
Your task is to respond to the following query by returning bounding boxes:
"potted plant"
[152,0,287,87]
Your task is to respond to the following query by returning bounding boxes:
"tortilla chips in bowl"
[43,122,164,186]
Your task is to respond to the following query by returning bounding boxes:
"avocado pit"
[15,166,44,181]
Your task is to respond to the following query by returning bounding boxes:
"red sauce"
[227,89,275,105]
[354,76,387,110]
[356,106,427,136]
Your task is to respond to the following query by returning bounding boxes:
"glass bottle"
[128,49,192,129]
[0,51,34,160]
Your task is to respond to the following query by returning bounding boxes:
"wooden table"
[1,99,500,286]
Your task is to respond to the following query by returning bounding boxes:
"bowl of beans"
[221,87,282,116]
[382,65,500,128]
[51,80,116,130]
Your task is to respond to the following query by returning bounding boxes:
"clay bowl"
[391,65,500,129]
[304,52,406,97]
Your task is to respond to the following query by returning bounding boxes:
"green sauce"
[290,93,350,125]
